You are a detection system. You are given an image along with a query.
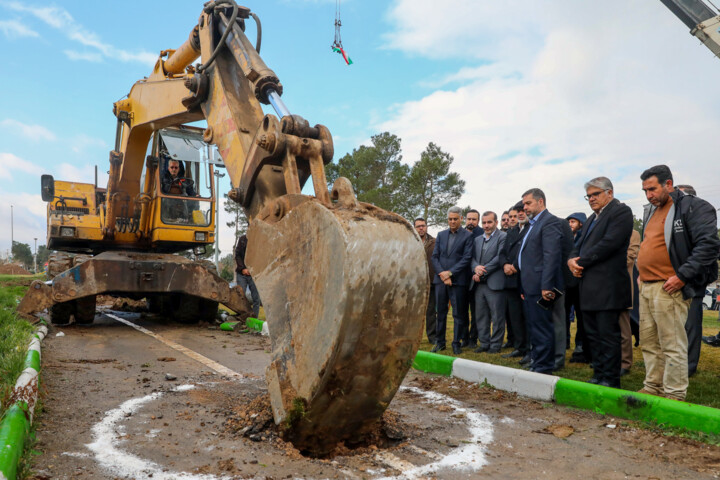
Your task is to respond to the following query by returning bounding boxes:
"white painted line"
[452,358,559,402]
[104,313,244,380]
[86,384,236,480]
[376,386,494,480]
[375,451,417,471]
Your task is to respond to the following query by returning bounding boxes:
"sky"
[1,0,719,260]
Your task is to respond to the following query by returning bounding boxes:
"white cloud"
[4,2,156,65]
[379,0,720,222]
[0,152,44,179]
[0,192,47,253]
[70,134,110,155]
[64,50,103,63]
[0,19,38,38]
[1,119,56,141]
[56,163,108,186]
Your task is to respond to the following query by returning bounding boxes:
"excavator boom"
[22,0,428,455]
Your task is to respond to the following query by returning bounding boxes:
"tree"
[37,245,50,268]
[404,142,465,227]
[11,241,33,269]
[326,132,409,213]
[633,216,643,233]
[224,193,248,239]
[219,253,235,282]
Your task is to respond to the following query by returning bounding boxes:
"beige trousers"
[639,281,691,400]
[618,310,633,370]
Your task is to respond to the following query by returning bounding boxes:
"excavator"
[658,0,720,58]
[18,0,428,454]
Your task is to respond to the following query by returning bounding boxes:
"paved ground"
[29,309,720,479]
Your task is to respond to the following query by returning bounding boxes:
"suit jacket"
[470,229,507,291]
[559,220,576,289]
[515,210,565,296]
[431,227,474,286]
[422,234,436,281]
[572,198,634,311]
[499,225,527,289]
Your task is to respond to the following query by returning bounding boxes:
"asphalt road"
[29,309,720,479]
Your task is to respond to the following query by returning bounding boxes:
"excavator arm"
[659,0,720,58]
[104,0,429,455]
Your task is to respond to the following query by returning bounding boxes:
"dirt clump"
[225,393,415,459]
[0,264,32,275]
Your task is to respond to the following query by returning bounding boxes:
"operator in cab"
[161,158,197,197]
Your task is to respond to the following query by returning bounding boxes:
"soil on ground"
[0,264,33,275]
[29,311,720,479]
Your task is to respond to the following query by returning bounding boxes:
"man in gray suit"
[472,211,508,353]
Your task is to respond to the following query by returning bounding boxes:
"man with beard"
[415,218,437,346]
[500,203,530,362]
[515,189,565,374]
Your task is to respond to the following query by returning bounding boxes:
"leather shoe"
[488,348,501,354]
[501,341,512,349]
[502,350,522,358]
[431,344,446,353]
[619,368,630,377]
[587,377,601,384]
[452,346,462,355]
[519,354,531,365]
[474,345,490,353]
[702,335,720,347]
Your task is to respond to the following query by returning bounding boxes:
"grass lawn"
[420,309,720,409]
[0,275,39,412]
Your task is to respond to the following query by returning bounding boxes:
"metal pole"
[214,169,225,273]
[33,238,37,273]
[10,204,13,259]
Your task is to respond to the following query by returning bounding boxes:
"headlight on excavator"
[194,232,207,242]
[60,227,75,237]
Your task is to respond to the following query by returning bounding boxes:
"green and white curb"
[414,350,720,436]
[0,324,48,480]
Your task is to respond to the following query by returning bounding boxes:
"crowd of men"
[415,164,720,400]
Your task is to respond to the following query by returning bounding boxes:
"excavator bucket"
[246,187,428,455]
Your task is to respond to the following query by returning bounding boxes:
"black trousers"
[523,294,555,374]
[435,283,469,349]
[426,284,438,345]
[686,297,703,376]
[565,286,589,360]
[583,309,622,386]
[506,288,528,354]
[465,292,477,345]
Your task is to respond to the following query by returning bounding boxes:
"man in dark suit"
[463,209,482,348]
[568,177,633,388]
[499,203,529,361]
[431,206,474,354]
[565,213,589,363]
[471,211,507,353]
[515,188,565,375]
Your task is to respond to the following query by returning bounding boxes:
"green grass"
[422,309,720,409]
[0,276,37,404]
[0,275,41,479]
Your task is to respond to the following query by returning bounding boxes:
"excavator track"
[246,189,428,455]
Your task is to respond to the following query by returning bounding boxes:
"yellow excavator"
[19,0,428,454]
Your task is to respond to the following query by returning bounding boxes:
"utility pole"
[34,237,38,273]
[10,204,13,260]
[214,169,225,273]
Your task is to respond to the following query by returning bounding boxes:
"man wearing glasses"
[161,159,197,197]
[568,177,633,388]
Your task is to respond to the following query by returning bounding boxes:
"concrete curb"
[415,349,720,436]
[0,324,48,480]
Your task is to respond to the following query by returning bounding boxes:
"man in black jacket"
[568,177,633,388]
[235,234,262,318]
[499,203,529,362]
[636,165,720,400]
